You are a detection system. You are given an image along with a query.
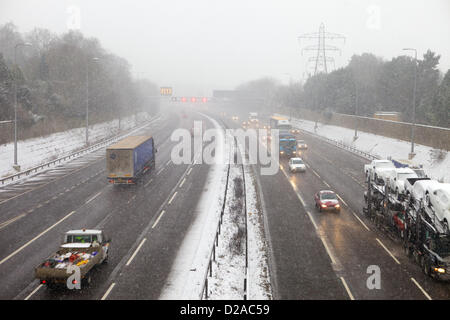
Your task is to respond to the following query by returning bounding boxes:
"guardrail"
[296,127,379,161]
[0,115,160,186]
[201,163,231,300]
[201,123,249,300]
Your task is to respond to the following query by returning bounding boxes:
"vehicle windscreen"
[66,234,94,243]
[298,140,305,144]
[278,124,291,131]
[281,140,296,148]
[321,193,337,200]
[292,159,303,164]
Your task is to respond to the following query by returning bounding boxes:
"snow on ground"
[0,112,151,179]
[208,164,246,300]
[277,114,449,183]
[243,164,273,300]
[160,113,272,300]
[160,113,228,299]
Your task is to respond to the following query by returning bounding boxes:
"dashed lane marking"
[24,284,43,300]
[411,277,432,300]
[125,238,147,267]
[340,277,355,300]
[152,210,166,229]
[101,283,116,300]
[376,238,400,265]
[0,210,76,265]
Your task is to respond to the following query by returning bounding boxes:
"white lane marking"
[156,167,165,175]
[152,210,166,229]
[127,195,137,204]
[0,213,26,230]
[85,191,102,204]
[340,277,355,300]
[306,211,318,230]
[311,169,321,179]
[320,237,336,265]
[166,160,171,166]
[24,284,43,300]
[187,167,193,176]
[411,277,432,300]
[101,283,116,300]
[179,178,186,188]
[336,194,348,207]
[376,238,400,265]
[350,210,370,231]
[145,178,153,187]
[168,192,178,205]
[0,210,76,265]
[322,180,331,188]
[126,238,147,267]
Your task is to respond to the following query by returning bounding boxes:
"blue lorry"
[279,133,298,157]
[106,136,156,184]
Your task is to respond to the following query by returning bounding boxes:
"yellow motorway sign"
[160,87,173,96]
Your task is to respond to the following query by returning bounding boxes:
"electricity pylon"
[298,23,345,75]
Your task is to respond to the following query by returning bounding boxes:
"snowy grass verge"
[0,112,153,179]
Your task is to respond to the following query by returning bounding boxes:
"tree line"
[0,23,159,143]
[235,51,449,128]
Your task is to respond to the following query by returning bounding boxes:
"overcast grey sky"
[1,0,449,96]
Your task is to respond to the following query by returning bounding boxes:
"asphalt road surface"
[2,102,449,300]
[217,104,450,300]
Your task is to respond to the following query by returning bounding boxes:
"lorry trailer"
[106,135,156,184]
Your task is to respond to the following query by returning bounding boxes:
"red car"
[314,190,341,212]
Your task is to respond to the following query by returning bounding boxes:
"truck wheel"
[82,275,92,288]
[423,259,431,277]
[403,244,411,257]
[103,254,109,264]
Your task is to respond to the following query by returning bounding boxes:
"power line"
[298,23,345,76]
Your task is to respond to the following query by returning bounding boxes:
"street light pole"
[403,48,417,159]
[13,42,32,171]
[86,57,99,146]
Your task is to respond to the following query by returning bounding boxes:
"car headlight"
[434,267,446,274]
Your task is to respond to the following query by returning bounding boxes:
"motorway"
[0,109,213,300]
[1,102,450,300]
[217,104,450,300]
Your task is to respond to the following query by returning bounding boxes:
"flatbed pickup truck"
[35,229,110,288]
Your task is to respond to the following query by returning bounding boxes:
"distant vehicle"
[279,133,298,157]
[232,116,239,121]
[387,167,418,198]
[269,116,291,135]
[297,140,308,149]
[314,190,341,212]
[373,111,401,122]
[106,136,156,185]
[242,121,248,129]
[35,229,110,288]
[289,157,306,173]
[291,128,300,134]
[249,112,258,122]
[364,159,396,184]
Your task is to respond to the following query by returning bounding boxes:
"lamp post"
[403,48,417,159]
[13,42,32,171]
[86,57,99,146]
